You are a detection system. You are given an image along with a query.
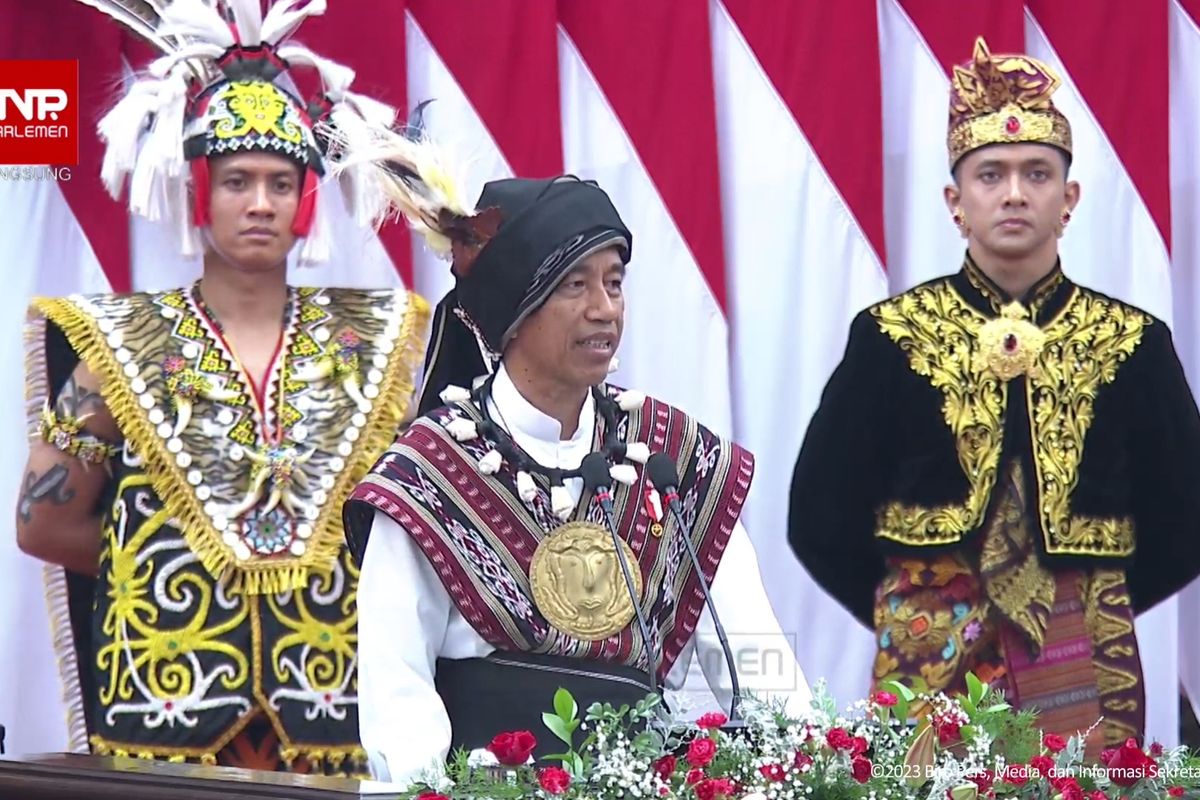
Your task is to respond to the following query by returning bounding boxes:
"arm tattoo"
[54,375,105,419]
[17,466,77,524]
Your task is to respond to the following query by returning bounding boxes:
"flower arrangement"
[404,675,1200,800]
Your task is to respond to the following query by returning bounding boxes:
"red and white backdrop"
[3,0,1200,755]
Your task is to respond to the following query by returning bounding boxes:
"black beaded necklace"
[470,372,631,488]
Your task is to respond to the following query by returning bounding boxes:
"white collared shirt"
[356,365,811,783]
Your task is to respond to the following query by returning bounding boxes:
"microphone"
[580,452,659,698]
[646,452,741,721]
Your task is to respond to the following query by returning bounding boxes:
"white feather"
[156,0,234,49]
[223,0,264,45]
[275,43,355,99]
[260,0,328,46]
[296,179,333,266]
[73,0,175,53]
[97,80,160,198]
[127,68,189,222]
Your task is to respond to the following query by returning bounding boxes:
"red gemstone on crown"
[1005,116,1021,135]
[1003,333,1018,352]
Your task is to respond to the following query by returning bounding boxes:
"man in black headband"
[345,175,809,782]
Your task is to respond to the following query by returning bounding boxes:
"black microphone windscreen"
[646,452,680,492]
[580,452,613,490]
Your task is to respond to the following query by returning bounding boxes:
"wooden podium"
[0,754,408,799]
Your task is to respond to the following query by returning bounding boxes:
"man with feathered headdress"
[789,37,1200,752]
[15,0,435,774]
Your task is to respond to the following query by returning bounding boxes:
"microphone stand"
[646,453,742,722]
[581,453,659,700]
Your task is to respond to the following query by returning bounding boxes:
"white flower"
[466,748,498,768]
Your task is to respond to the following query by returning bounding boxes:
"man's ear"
[1064,180,1081,213]
[943,183,961,215]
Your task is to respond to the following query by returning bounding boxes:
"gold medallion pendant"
[529,521,643,641]
[974,301,1046,380]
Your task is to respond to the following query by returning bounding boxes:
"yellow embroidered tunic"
[788,258,1200,627]
[25,285,428,769]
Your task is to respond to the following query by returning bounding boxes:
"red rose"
[1088,792,1108,800]
[1030,755,1055,777]
[1150,743,1165,758]
[826,727,854,751]
[1043,734,1068,753]
[538,766,572,795]
[794,751,814,771]
[417,794,450,800]
[695,777,736,800]
[1053,777,1084,800]
[759,763,786,782]
[931,713,962,746]
[1003,764,1030,786]
[851,736,870,756]
[687,737,717,767]
[486,730,537,766]
[1168,788,1185,798]
[686,768,705,786]
[875,691,899,707]
[1105,738,1158,787]
[697,712,728,730]
[852,755,873,784]
[968,769,995,793]
[653,755,677,781]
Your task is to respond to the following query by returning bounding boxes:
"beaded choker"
[436,374,651,521]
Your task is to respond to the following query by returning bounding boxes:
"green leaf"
[983,703,1011,713]
[542,712,575,746]
[554,688,578,722]
[632,728,665,754]
[882,679,916,703]
[966,672,985,706]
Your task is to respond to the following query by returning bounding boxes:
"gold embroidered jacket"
[788,259,1200,626]
[24,286,428,766]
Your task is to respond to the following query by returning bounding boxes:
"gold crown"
[947,37,1072,168]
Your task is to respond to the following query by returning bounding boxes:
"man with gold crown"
[788,37,1200,752]
[339,136,811,782]
[15,0,431,774]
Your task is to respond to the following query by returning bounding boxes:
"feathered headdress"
[320,109,501,273]
[78,0,398,265]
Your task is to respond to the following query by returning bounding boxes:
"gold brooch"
[973,302,1046,381]
[529,521,642,641]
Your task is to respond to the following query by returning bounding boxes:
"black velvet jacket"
[788,257,1200,626]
